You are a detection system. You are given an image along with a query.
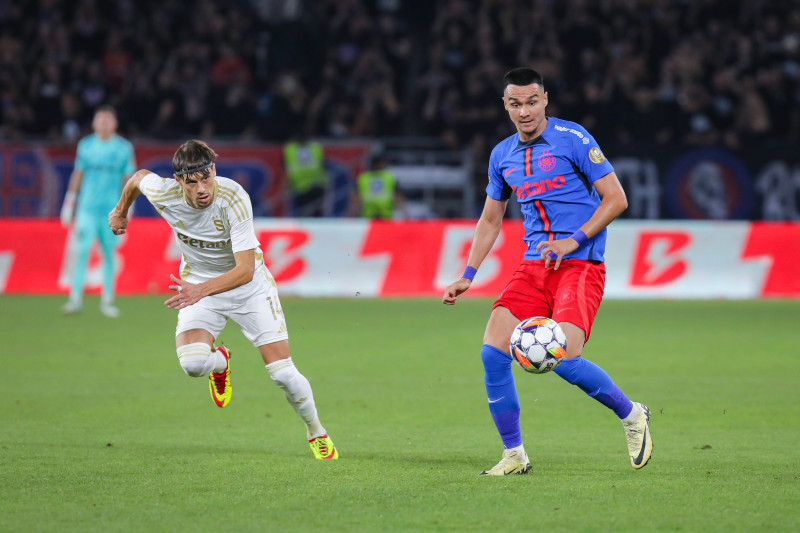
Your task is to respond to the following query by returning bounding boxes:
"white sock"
[622,402,642,424]
[176,343,226,377]
[265,357,326,440]
[506,444,526,456]
[210,348,228,373]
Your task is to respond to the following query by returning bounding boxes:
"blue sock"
[481,344,522,448]
[554,357,633,419]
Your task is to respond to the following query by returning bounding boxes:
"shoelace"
[314,438,330,456]
[212,370,227,394]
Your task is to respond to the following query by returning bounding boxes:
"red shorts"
[493,259,606,341]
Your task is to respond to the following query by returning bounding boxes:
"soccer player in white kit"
[108,140,337,459]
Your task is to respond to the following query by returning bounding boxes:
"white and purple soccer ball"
[510,317,567,374]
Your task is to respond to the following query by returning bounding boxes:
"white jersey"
[139,173,267,284]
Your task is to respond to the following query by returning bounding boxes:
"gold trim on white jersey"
[139,173,269,284]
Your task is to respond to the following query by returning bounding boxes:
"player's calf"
[266,357,335,455]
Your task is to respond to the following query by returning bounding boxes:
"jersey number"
[266,296,283,320]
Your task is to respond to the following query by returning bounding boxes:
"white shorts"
[176,268,288,347]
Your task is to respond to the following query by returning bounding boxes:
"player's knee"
[481,344,512,385]
[176,343,212,377]
[180,357,208,377]
[553,356,583,383]
[481,343,510,368]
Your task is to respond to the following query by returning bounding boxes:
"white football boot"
[100,303,120,318]
[480,445,532,476]
[623,402,653,469]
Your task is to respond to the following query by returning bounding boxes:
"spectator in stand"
[1,0,798,149]
[283,134,328,217]
[351,153,397,219]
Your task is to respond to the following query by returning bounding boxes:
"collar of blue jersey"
[513,116,554,151]
[514,135,549,151]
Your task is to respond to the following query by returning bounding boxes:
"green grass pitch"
[1,295,798,532]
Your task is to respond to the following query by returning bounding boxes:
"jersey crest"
[538,150,557,171]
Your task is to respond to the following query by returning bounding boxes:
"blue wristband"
[462,266,477,281]
[570,230,588,246]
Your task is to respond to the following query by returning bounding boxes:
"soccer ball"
[510,317,567,374]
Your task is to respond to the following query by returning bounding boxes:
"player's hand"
[536,237,580,270]
[165,274,202,310]
[108,208,128,235]
[442,278,471,305]
[60,192,76,228]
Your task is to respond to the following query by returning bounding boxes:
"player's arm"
[60,168,84,227]
[536,171,628,269]
[578,171,628,237]
[108,169,151,235]
[442,196,507,305]
[165,249,256,310]
[61,141,88,227]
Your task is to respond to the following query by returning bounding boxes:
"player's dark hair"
[95,104,117,117]
[503,68,545,90]
[173,140,218,178]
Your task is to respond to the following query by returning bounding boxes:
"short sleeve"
[485,144,512,201]
[229,217,260,254]
[138,172,164,195]
[138,172,178,210]
[570,126,614,183]
[222,183,259,253]
[74,140,88,171]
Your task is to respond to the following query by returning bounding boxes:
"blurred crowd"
[2,0,799,151]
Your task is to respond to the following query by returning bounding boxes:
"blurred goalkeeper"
[61,105,135,317]
[443,68,652,475]
[108,139,338,460]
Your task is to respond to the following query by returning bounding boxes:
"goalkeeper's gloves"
[60,191,76,227]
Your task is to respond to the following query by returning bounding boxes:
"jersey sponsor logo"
[588,147,606,164]
[538,151,557,171]
[510,175,565,200]
[504,166,518,177]
[176,231,231,250]
[553,124,585,139]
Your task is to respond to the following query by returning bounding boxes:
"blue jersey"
[486,117,615,262]
[74,133,136,216]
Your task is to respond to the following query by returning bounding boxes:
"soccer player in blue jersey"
[61,106,135,317]
[443,68,653,475]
